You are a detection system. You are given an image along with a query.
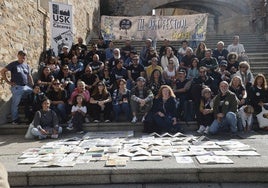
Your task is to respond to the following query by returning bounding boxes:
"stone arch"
[107,0,254,34]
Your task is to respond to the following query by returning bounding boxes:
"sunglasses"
[53,83,60,85]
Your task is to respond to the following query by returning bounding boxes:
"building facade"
[0,0,99,124]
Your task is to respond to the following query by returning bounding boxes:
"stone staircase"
[2,34,268,188]
[111,32,268,77]
[1,32,268,135]
[204,33,268,77]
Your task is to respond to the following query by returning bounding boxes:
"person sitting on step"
[89,81,112,123]
[130,76,154,123]
[31,98,62,139]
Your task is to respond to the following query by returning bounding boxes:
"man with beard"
[84,44,105,66]
[208,81,238,135]
[127,55,145,90]
[89,54,104,80]
[79,65,99,93]
[107,48,123,70]
[110,59,128,90]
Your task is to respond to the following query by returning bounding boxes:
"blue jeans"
[51,103,67,122]
[209,112,238,134]
[10,85,32,121]
[113,103,131,121]
[31,126,62,139]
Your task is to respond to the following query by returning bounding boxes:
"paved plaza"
[0,127,268,187]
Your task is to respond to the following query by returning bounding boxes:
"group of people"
[1,35,268,139]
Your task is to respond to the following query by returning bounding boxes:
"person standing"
[0,50,33,124]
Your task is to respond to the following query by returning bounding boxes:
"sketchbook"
[196,155,233,164]
[149,132,186,138]
[105,158,127,167]
[32,161,76,168]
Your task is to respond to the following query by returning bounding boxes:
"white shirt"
[164,67,176,78]
[160,55,179,70]
[238,106,253,128]
[227,43,245,55]
[71,105,87,114]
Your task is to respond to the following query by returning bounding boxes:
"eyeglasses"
[132,59,138,61]
[63,68,69,70]
[53,83,60,85]
[168,61,174,64]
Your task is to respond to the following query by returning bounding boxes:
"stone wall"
[0,0,99,124]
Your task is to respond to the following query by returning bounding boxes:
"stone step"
[0,121,199,135]
[249,57,268,62]
[249,63,268,67]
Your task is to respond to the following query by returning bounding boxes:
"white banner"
[49,2,73,56]
[101,14,208,41]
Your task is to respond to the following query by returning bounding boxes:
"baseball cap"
[18,50,27,56]
[178,68,186,74]
[136,76,146,82]
[220,60,228,66]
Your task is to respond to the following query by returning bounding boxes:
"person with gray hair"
[208,81,238,135]
[180,47,196,71]
[107,48,122,70]
[227,35,248,61]
[213,41,229,63]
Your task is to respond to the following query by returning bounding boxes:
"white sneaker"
[141,115,146,122]
[67,118,73,124]
[66,126,73,131]
[66,123,73,130]
[93,120,100,123]
[197,125,206,134]
[131,116,137,123]
[204,126,210,134]
[85,117,90,123]
[104,119,111,123]
[51,134,58,139]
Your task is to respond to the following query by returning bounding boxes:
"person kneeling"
[31,98,62,139]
